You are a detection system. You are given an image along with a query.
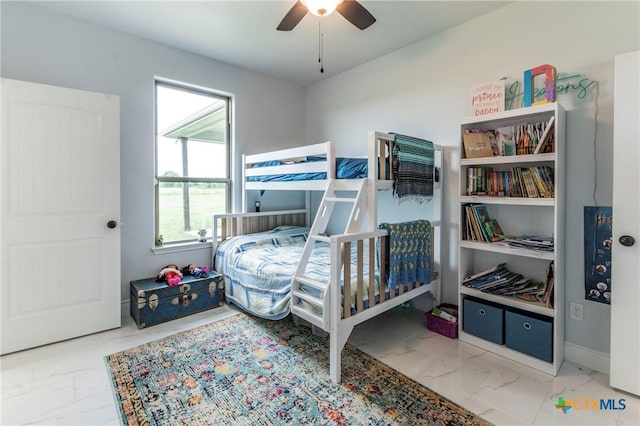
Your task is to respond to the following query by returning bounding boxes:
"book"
[472,204,492,242]
[468,271,512,289]
[503,280,537,294]
[520,169,539,197]
[497,279,537,295]
[466,204,505,242]
[465,269,512,289]
[495,126,514,156]
[478,167,489,195]
[467,168,475,195]
[497,171,505,196]
[525,123,536,154]
[466,205,483,241]
[490,135,500,156]
[543,261,555,307]
[534,116,555,154]
[481,274,526,293]
[465,211,475,240]
[484,219,505,241]
[539,166,555,197]
[530,167,550,198]
[503,139,516,156]
[462,263,506,284]
[516,124,527,155]
[463,130,495,158]
[510,168,521,197]
[501,235,554,251]
[515,168,527,197]
[476,271,519,288]
[503,171,511,196]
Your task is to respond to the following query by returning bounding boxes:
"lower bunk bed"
[212,209,440,383]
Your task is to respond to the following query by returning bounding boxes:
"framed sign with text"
[470,81,505,116]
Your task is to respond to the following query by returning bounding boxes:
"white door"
[610,51,640,396]
[1,78,121,354]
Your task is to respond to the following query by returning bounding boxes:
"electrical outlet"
[569,302,584,321]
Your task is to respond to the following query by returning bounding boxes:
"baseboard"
[564,341,610,375]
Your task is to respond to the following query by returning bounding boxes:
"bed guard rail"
[212,209,308,254]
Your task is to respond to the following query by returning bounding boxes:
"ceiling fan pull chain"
[319,21,324,73]
[318,22,321,64]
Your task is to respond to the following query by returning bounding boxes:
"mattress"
[214,225,431,320]
[247,157,385,182]
[215,226,381,320]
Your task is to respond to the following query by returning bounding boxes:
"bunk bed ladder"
[291,179,367,330]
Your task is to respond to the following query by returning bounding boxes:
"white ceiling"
[31,1,509,87]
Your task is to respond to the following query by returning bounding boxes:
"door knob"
[619,235,635,247]
[107,220,118,229]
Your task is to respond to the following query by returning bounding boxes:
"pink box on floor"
[425,303,458,339]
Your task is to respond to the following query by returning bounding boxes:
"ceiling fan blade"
[277,1,308,31]
[336,0,376,30]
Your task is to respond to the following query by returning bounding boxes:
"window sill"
[151,241,213,255]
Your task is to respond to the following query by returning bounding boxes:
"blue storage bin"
[505,309,553,362]
[463,297,504,344]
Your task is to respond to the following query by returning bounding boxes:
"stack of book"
[514,117,555,155]
[464,204,504,242]
[463,263,553,307]
[465,165,554,198]
[501,235,554,252]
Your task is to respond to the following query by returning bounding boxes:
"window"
[155,80,230,245]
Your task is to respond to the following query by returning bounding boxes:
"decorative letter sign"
[470,81,505,116]
[523,64,557,107]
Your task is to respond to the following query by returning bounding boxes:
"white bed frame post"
[430,145,443,304]
[241,153,248,213]
[305,192,311,226]
[367,131,379,231]
[329,238,342,383]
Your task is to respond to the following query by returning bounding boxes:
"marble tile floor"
[1,305,638,425]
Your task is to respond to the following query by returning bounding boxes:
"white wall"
[0,2,306,302]
[3,1,638,357]
[304,1,639,355]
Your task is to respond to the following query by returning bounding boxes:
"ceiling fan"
[277,0,376,31]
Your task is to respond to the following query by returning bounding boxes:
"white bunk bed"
[212,131,443,383]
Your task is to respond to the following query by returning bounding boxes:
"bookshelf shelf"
[460,196,554,206]
[460,286,555,317]
[458,102,565,376]
[458,331,556,375]
[460,240,555,260]
[461,152,555,166]
[461,102,558,127]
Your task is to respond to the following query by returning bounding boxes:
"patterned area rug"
[106,313,490,425]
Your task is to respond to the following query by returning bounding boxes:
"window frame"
[154,79,231,246]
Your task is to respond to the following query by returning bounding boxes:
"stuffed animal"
[181,264,210,279]
[156,264,183,286]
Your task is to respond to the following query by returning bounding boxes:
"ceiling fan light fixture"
[301,0,343,17]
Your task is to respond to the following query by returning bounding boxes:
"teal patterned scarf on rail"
[391,133,434,203]
[378,220,432,290]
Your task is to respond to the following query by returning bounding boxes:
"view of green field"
[158,184,227,243]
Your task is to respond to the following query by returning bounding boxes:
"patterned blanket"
[215,227,379,320]
[391,133,434,203]
[378,220,432,290]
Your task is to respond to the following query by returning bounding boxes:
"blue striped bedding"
[247,157,381,182]
[215,225,432,320]
[214,226,381,320]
